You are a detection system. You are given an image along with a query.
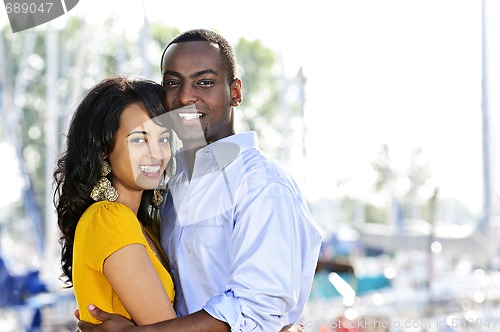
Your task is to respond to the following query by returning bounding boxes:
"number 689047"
[5,2,53,14]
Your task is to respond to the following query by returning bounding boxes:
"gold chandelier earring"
[152,168,171,208]
[152,189,163,208]
[90,160,119,202]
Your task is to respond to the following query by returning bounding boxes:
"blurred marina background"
[1,0,500,331]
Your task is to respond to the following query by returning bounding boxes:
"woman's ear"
[230,78,243,107]
[101,153,108,164]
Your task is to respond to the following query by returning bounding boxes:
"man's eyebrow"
[162,69,218,79]
[190,69,218,79]
[163,70,182,78]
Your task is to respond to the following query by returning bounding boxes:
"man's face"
[161,41,241,147]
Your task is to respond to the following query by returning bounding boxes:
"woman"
[53,76,176,324]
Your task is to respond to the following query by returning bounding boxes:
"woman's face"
[108,103,171,195]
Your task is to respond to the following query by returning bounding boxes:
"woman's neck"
[115,191,142,216]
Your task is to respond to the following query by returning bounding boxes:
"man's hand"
[76,304,303,332]
[77,304,136,332]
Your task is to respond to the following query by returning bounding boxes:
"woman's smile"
[139,164,162,177]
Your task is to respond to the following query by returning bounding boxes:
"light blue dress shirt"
[161,132,322,331]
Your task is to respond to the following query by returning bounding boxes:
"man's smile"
[177,112,205,120]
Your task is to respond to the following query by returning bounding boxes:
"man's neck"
[183,148,199,181]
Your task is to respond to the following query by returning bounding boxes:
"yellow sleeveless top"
[73,201,174,323]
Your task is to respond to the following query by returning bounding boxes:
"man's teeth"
[178,113,202,120]
[140,165,160,173]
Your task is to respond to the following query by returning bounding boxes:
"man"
[78,29,322,332]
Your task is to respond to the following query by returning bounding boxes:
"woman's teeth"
[140,165,160,173]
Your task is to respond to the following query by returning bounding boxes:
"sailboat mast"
[481,0,496,231]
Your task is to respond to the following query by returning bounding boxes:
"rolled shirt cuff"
[203,289,257,331]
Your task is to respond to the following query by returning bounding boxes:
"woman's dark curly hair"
[53,76,174,286]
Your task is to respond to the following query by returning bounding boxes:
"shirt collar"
[205,132,258,168]
[175,132,259,173]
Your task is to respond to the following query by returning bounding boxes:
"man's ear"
[230,78,243,107]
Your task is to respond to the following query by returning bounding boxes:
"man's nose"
[179,84,198,105]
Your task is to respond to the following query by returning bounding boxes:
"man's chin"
[177,134,207,148]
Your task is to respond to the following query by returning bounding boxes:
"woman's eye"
[160,137,170,144]
[130,137,146,143]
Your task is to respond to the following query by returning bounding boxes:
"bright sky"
[2,0,499,216]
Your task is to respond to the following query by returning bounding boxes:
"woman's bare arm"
[103,243,176,325]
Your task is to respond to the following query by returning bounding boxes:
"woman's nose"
[147,141,165,160]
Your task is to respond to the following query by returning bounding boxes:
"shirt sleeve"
[82,202,145,273]
[203,179,316,331]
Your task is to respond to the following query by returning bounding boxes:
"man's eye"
[198,80,214,86]
[164,80,180,87]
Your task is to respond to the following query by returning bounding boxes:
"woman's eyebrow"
[126,130,147,137]
[127,129,170,137]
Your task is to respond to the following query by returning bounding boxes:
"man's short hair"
[160,29,238,85]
